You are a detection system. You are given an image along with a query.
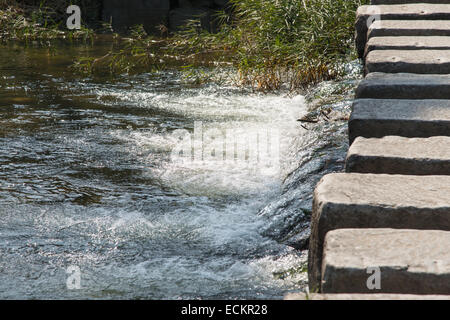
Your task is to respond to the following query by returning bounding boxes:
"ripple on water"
[0,66,313,298]
[0,43,360,298]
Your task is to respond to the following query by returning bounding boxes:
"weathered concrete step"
[285,292,450,300]
[367,20,450,40]
[366,36,450,55]
[366,50,450,74]
[356,73,450,99]
[356,4,450,57]
[349,99,450,144]
[346,136,450,175]
[308,173,450,291]
[321,229,450,294]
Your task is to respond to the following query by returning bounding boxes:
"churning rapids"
[0,43,359,299]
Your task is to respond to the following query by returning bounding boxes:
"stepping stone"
[361,20,450,58]
[367,20,450,40]
[356,73,450,99]
[308,173,450,291]
[356,4,450,57]
[321,229,450,294]
[365,36,450,56]
[346,136,450,175]
[349,99,450,144]
[285,292,450,300]
[365,50,450,74]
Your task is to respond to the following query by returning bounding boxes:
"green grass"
[176,0,370,90]
[74,0,369,90]
[2,0,370,90]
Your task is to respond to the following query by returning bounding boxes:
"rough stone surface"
[321,229,450,294]
[285,292,450,300]
[346,136,450,175]
[365,50,450,74]
[367,20,450,40]
[360,20,450,59]
[307,0,450,299]
[308,173,450,291]
[365,36,450,56]
[356,4,450,57]
[356,72,450,99]
[349,99,450,144]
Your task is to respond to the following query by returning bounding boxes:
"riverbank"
[1,0,369,91]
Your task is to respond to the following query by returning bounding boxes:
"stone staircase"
[299,0,450,299]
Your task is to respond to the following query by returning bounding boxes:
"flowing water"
[0,41,359,299]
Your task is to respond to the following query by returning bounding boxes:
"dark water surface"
[0,41,356,299]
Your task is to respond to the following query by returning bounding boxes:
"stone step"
[356,4,450,57]
[365,50,450,74]
[349,99,450,144]
[285,292,450,300]
[321,229,450,294]
[346,136,450,175]
[308,173,450,291]
[356,73,450,99]
[366,36,450,56]
[367,20,450,40]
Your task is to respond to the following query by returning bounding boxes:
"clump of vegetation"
[175,0,370,90]
[273,261,308,280]
[2,0,370,90]
[0,0,94,41]
[72,24,231,77]
[72,25,163,75]
[74,0,369,90]
[220,0,370,89]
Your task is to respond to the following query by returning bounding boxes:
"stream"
[0,41,359,299]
